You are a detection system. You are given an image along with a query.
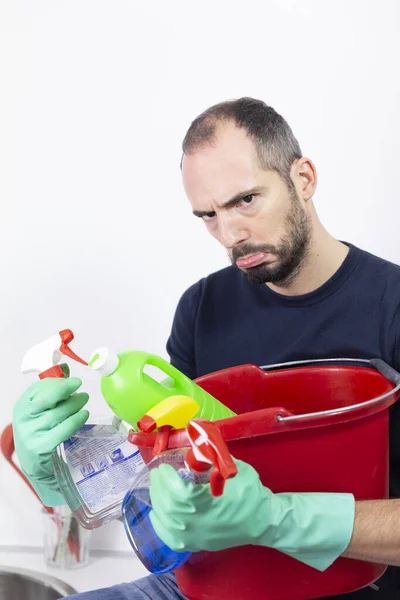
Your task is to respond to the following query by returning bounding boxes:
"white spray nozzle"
[21,329,87,375]
[21,334,64,374]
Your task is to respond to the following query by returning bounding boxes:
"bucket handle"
[370,358,400,385]
[259,357,400,423]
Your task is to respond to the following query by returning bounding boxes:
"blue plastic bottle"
[121,450,193,574]
[121,421,238,574]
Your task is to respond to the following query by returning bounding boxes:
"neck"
[266,226,349,297]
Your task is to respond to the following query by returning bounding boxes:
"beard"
[230,188,312,286]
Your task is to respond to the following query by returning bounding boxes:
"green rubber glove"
[12,368,89,507]
[149,459,355,572]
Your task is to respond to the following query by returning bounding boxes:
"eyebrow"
[192,186,265,218]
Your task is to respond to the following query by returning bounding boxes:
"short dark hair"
[182,97,302,188]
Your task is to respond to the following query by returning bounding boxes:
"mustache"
[231,243,277,262]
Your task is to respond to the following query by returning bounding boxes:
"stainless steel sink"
[0,565,77,599]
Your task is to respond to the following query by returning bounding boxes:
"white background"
[1,0,399,561]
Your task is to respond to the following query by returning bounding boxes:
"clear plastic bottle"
[53,416,146,529]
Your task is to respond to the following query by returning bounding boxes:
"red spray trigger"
[185,419,238,496]
[59,329,88,366]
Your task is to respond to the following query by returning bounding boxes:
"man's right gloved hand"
[12,367,89,507]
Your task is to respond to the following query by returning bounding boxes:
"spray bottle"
[20,330,146,529]
[20,330,89,558]
[121,397,238,575]
[88,348,236,429]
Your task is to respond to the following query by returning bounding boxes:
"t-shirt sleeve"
[166,280,204,380]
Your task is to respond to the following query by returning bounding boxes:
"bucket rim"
[259,357,400,423]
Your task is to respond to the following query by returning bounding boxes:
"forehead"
[182,124,265,208]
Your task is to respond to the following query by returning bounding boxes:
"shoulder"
[357,244,400,274]
[176,265,241,310]
[354,244,400,291]
[167,267,238,378]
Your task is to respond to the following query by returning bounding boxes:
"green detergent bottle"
[88,348,236,429]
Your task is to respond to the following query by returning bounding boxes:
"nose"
[218,214,248,250]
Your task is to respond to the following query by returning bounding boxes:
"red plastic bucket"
[129,358,400,600]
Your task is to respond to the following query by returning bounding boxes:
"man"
[13,98,400,599]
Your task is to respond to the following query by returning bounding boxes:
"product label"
[63,424,145,513]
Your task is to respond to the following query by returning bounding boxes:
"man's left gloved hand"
[149,458,355,571]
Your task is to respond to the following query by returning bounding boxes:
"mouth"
[235,253,272,269]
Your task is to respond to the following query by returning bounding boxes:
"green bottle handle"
[136,351,187,389]
[126,350,236,421]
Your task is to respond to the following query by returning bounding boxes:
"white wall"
[1,0,400,554]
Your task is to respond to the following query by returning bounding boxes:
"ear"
[290,158,317,202]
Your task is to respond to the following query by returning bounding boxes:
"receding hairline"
[181,117,280,173]
[180,97,303,190]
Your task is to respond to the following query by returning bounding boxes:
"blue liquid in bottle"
[122,488,191,574]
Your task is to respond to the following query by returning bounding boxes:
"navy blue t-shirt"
[166,242,400,597]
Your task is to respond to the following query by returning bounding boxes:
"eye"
[202,212,216,222]
[238,194,255,207]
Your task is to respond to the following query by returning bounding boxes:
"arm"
[345,377,400,565]
[343,499,400,565]
[149,458,356,572]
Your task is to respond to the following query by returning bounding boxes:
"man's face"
[182,123,312,286]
